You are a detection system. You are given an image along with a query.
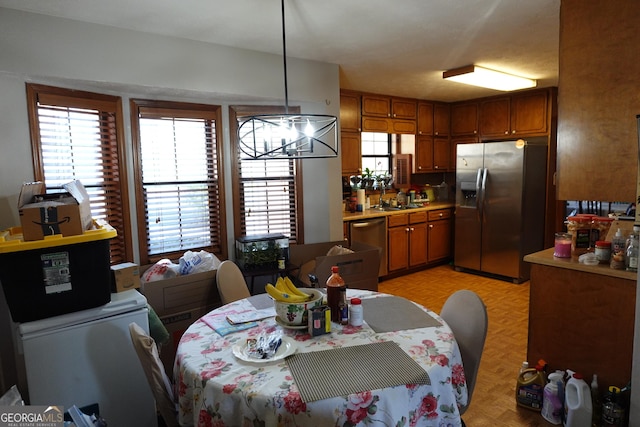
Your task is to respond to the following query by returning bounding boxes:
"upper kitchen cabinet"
[417,102,450,136]
[415,136,450,173]
[361,94,417,134]
[451,102,479,136]
[479,90,550,138]
[340,91,361,133]
[341,132,362,176]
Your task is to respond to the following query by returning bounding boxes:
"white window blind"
[28,85,129,264]
[134,102,224,262]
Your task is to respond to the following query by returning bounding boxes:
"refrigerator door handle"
[479,167,488,217]
[475,168,483,212]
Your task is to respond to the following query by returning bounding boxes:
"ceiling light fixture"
[443,65,537,91]
[237,0,337,160]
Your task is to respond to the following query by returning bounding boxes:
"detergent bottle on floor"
[564,373,592,427]
[516,359,547,411]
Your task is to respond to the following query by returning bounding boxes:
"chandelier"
[237,0,338,160]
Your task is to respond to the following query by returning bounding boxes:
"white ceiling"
[0,0,560,102]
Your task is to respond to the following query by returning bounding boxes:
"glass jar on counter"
[553,232,572,258]
[594,240,611,264]
[567,216,592,258]
[591,216,614,247]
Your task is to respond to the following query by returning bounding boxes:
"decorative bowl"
[273,288,323,326]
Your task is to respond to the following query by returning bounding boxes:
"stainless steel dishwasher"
[350,218,387,277]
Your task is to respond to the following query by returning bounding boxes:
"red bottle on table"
[326,266,346,323]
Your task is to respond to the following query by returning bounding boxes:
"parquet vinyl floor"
[379,264,550,426]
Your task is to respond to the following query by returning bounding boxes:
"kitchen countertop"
[524,247,637,281]
[342,201,455,221]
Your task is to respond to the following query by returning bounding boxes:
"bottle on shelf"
[610,228,626,270]
[625,226,639,272]
[326,265,346,323]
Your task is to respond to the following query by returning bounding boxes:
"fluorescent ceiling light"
[443,65,537,91]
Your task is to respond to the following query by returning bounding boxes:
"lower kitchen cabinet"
[387,212,427,272]
[427,209,452,262]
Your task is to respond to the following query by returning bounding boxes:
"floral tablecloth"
[174,289,468,427]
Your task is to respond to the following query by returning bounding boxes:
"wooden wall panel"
[557,1,640,201]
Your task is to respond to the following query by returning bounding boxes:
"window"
[130,100,226,265]
[229,106,303,243]
[361,132,392,176]
[26,84,131,264]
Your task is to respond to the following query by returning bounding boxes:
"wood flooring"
[379,264,550,426]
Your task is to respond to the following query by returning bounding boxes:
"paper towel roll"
[356,189,366,207]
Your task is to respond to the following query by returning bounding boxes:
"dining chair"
[216,260,251,304]
[440,290,488,424]
[128,322,179,427]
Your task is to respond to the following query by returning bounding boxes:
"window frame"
[229,105,304,245]
[26,83,133,264]
[361,132,393,176]
[130,99,227,265]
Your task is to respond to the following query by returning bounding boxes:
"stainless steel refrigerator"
[454,138,547,283]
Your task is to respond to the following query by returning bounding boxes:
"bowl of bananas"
[266,277,323,326]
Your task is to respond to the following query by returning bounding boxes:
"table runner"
[362,295,442,332]
[285,341,430,402]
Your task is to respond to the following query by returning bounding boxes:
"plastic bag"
[0,385,24,406]
[178,250,220,275]
[141,259,180,282]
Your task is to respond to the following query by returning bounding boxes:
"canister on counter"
[594,241,611,264]
[567,216,592,258]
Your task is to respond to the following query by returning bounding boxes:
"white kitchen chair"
[440,290,488,424]
[128,322,179,427]
[216,260,251,304]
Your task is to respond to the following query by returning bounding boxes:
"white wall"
[0,7,343,392]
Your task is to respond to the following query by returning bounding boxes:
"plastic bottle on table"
[564,373,592,427]
[349,298,363,326]
[326,266,346,323]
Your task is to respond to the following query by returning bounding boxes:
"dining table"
[174,288,468,427]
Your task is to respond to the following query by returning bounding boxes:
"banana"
[265,283,308,303]
[283,276,309,298]
[275,277,289,293]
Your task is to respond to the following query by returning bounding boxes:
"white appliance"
[17,290,157,427]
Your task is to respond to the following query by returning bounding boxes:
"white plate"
[232,336,297,363]
[275,315,308,330]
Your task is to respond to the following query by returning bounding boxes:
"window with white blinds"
[131,100,225,265]
[26,84,131,264]
[230,106,302,243]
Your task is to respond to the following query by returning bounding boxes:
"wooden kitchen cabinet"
[362,117,416,134]
[341,132,362,176]
[418,102,449,137]
[415,136,450,173]
[451,102,478,136]
[427,209,452,262]
[340,91,361,133]
[362,94,391,117]
[387,212,427,272]
[478,90,549,138]
[391,98,417,120]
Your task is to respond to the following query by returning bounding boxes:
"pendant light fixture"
[443,65,537,91]
[237,0,338,160]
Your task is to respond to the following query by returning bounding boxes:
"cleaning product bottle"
[564,373,592,427]
[601,385,625,426]
[516,359,546,411]
[610,228,626,270]
[591,374,601,427]
[542,371,564,424]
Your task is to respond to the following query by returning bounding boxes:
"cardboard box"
[111,262,141,292]
[289,241,382,291]
[139,269,221,375]
[18,180,93,241]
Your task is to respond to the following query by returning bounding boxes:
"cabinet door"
[390,119,416,134]
[434,103,450,136]
[428,210,452,262]
[388,226,409,272]
[415,135,434,173]
[341,132,362,176]
[433,137,450,171]
[340,92,361,132]
[361,117,390,133]
[479,97,511,138]
[511,90,549,136]
[417,102,434,135]
[409,223,428,267]
[451,102,479,136]
[362,95,391,117]
[391,98,417,120]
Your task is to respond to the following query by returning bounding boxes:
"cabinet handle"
[439,213,443,217]
[504,131,509,135]
[410,227,415,232]
[511,130,516,134]
[435,131,439,135]
[405,228,410,232]
[473,130,477,134]
[435,165,439,169]
[429,224,434,228]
